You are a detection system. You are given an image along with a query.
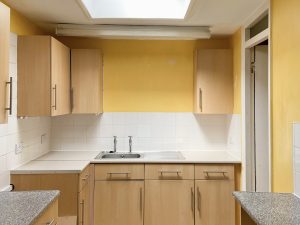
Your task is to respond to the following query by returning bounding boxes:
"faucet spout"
[113,136,117,153]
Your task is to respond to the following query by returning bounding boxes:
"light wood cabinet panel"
[95,164,144,180]
[33,199,58,225]
[51,38,71,116]
[17,36,70,117]
[145,164,194,180]
[79,177,90,225]
[0,2,10,124]
[144,180,194,225]
[195,164,234,180]
[94,181,144,225]
[194,49,233,114]
[195,180,235,225]
[71,49,103,114]
[11,174,78,217]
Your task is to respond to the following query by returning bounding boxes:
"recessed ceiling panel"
[80,0,191,19]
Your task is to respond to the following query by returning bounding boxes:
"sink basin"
[95,152,142,159]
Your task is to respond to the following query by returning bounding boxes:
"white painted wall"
[51,113,241,153]
[293,122,300,197]
[0,33,51,191]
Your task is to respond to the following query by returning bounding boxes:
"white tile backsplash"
[293,123,300,197]
[51,113,241,153]
[0,33,51,191]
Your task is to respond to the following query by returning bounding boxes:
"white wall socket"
[15,142,24,154]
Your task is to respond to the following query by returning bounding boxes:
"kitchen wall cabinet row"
[0,2,10,124]
[17,36,103,117]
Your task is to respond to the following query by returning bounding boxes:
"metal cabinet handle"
[199,88,203,112]
[107,172,131,178]
[81,174,89,181]
[46,219,55,225]
[5,77,12,115]
[159,170,182,176]
[52,84,57,110]
[191,188,194,213]
[139,187,143,217]
[197,187,201,215]
[80,200,85,225]
[203,171,228,179]
[70,88,74,112]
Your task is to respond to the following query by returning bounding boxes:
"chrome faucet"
[128,136,133,153]
[113,136,117,153]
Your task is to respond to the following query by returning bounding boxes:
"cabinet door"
[0,3,10,123]
[195,180,235,225]
[71,49,103,114]
[51,37,70,116]
[144,180,194,225]
[94,181,144,225]
[194,49,233,114]
[79,182,90,225]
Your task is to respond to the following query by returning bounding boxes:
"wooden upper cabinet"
[17,36,71,117]
[71,49,103,114]
[0,2,10,124]
[194,49,233,114]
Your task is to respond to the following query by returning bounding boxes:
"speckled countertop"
[0,191,60,225]
[233,192,300,225]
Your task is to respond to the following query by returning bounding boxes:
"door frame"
[241,0,271,191]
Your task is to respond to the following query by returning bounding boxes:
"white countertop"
[10,150,241,174]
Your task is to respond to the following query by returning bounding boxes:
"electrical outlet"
[15,142,24,154]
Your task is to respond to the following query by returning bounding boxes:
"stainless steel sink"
[95,152,142,159]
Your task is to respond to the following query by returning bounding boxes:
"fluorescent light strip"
[56,24,211,40]
[80,0,192,19]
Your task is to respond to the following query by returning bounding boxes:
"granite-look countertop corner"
[0,190,60,225]
[233,191,300,225]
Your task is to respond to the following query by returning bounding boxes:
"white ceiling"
[5,0,266,36]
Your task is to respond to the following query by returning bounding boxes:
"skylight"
[80,0,192,19]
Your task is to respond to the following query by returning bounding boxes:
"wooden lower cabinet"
[144,180,194,225]
[79,179,90,225]
[33,199,58,225]
[195,180,235,225]
[94,181,144,225]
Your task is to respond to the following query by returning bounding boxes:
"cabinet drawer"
[95,164,144,180]
[195,164,234,180]
[33,199,58,225]
[145,164,194,180]
[79,165,90,191]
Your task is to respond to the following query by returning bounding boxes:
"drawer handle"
[107,172,131,177]
[46,219,55,225]
[159,170,182,176]
[203,171,228,179]
[81,174,89,181]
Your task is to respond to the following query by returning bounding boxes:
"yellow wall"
[271,0,300,192]
[58,37,230,112]
[1,0,45,35]
[230,29,242,114]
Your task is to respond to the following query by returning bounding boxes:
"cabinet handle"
[197,187,201,215]
[159,170,182,176]
[81,174,89,181]
[107,172,131,178]
[70,88,74,112]
[5,77,12,115]
[52,84,57,110]
[191,188,194,213]
[199,88,203,112]
[203,171,228,179]
[80,200,85,225]
[46,219,55,225]
[139,187,143,217]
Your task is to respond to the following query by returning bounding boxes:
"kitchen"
[0,0,299,225]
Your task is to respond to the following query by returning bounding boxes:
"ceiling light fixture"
[56,24,211,40]
[78,0,193,19]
